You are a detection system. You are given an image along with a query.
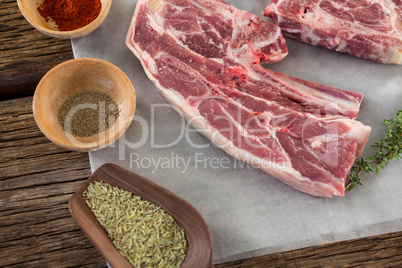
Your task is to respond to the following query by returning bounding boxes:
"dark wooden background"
[1,0,402,267]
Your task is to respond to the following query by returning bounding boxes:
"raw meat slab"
[264,0,402,64]
[126,0,371,197]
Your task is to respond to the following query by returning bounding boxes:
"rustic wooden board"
[0,0,73,100]
[1,98,402,267]
[1,1,402,266]
[0,97,105,267]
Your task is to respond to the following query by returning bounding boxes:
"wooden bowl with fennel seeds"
[33,58,136,152]
[69,163,213,267]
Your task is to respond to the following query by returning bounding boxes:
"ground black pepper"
[58,91,119,137]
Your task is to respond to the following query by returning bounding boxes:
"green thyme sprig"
[346,110,402,191]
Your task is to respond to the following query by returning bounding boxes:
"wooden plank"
[0,0,74,100]
[216,233,402,267]
[0,97,105,267]
[1,0,402,265]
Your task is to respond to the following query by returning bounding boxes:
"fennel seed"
[83,181,187,267]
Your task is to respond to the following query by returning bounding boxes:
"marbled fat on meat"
[264,0,402,64]
[126,0,371,197]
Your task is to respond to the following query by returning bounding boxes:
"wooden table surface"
[1,1,402,267]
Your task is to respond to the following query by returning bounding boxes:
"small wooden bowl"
[33,58,136,152]
[69,164,213,268]
[17,0,111,39]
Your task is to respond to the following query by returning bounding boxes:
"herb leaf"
[346,110,402,191]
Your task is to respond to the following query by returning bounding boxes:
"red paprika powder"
[37,0,102,31]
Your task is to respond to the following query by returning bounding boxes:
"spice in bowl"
[84,181,188,267]
[37,0,102,31]
[58,91,119,137]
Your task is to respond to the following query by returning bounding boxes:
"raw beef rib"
[264,0,402,64]
[126,0,371,197]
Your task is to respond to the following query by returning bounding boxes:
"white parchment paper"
[72,0,402,263]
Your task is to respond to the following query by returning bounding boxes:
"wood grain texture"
[0,0,73,100]
[0,97,105,267]
[1,98,402,268]
[1,0,402,266]
[216,233,402,267]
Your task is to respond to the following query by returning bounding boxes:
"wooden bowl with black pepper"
[33,58,136,152]
[17,0,112,39]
